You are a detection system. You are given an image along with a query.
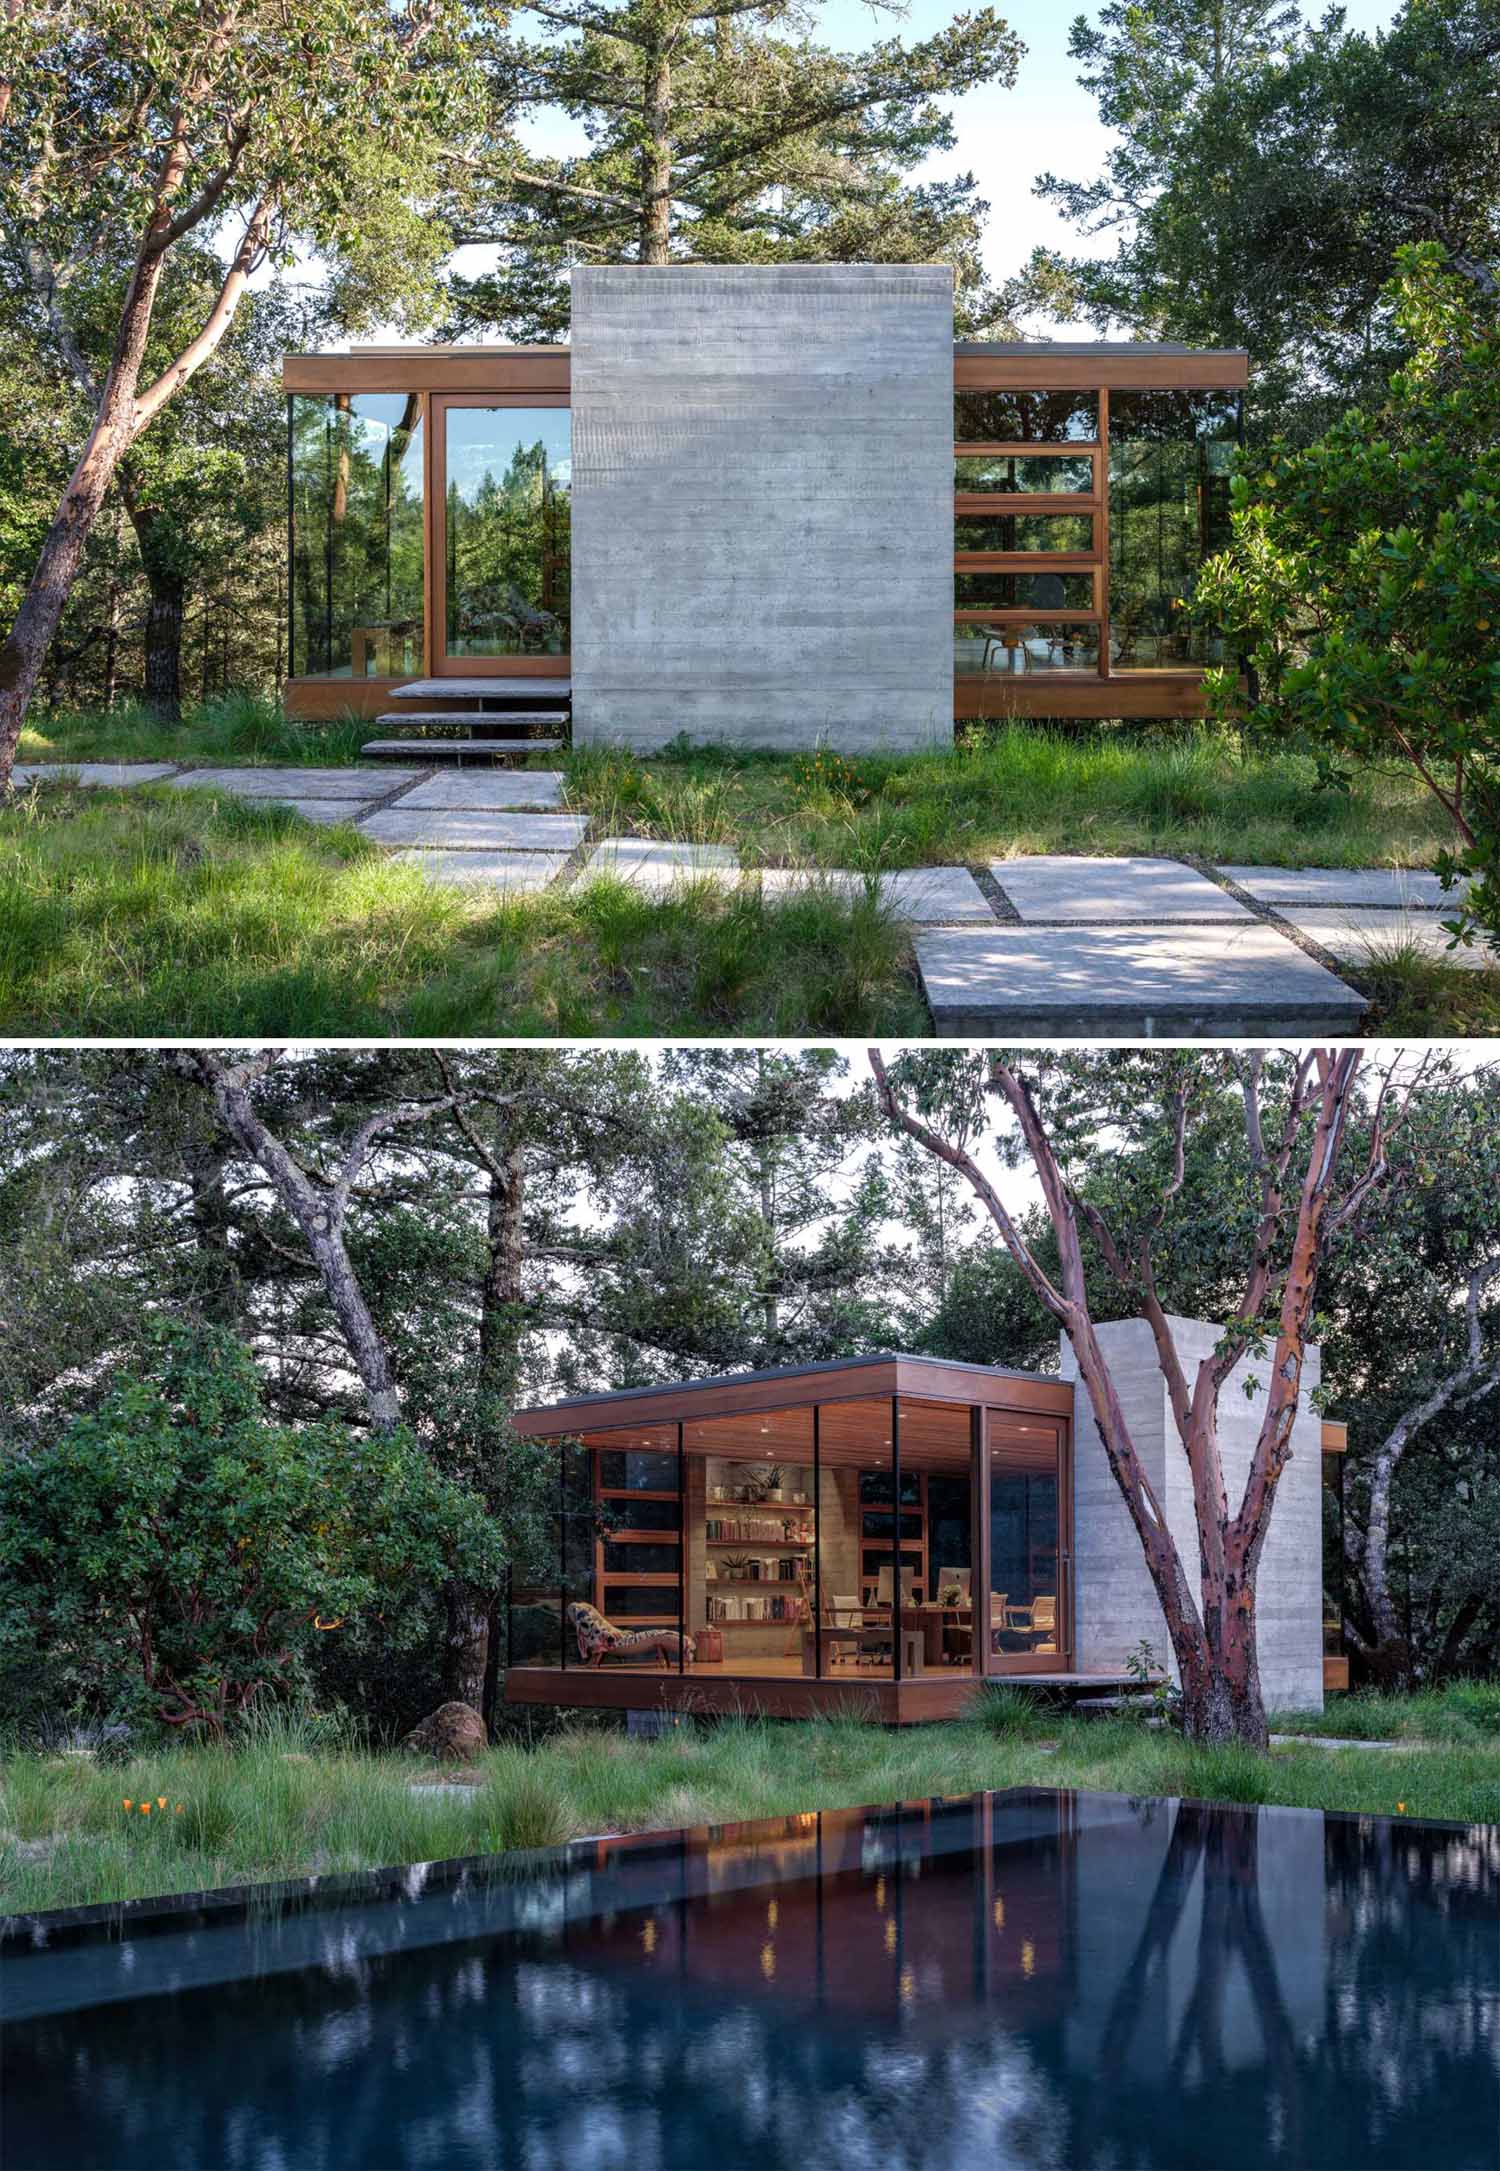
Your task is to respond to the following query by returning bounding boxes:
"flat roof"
[955,340,1248,359]
[511,1352,1071,1437]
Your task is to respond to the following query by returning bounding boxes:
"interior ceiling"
[580,1398,1057,1473]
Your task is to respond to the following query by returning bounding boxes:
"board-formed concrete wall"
[570,265,954,752]
[1061,1317,1325,1710]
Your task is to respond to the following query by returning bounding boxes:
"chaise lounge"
[567,1600,696,1670]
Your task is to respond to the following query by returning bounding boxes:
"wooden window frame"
[429,390,572,681]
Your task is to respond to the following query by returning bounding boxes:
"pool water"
[3,1789,1496,2169]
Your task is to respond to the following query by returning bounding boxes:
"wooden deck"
[505,1663,1147,1726]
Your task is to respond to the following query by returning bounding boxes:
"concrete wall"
[570,265,954,752]
[1061,1317,1324,1710]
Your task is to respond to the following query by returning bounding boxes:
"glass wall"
[562,1426,687,1673]
[443,405,571,658]
[954,623,1101,677]
[289,393,424,679]
[955,391,1098,443]
[956,452,1096,495]
[689,1407,815,1674]
[987,1420,1064,1671]
[1108,390,1239,669]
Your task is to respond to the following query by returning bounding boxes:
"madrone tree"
[870,1046,1427,1748]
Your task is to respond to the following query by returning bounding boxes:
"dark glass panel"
[860,1510,924,1542]
[954,623,1101,676]
[602,1497,682,1532]
[444,406,570,658]
[1107,391,1239,669]
[926,1474,972,1601]
[598,1450,679,1493]
[859,1470,920,1508]
[601,1585,679,1618]
[954,390,1097,443]
[955,514,1094,554]
[956,571,1094,610]
[956,452,1095,495]
[602,1542,680,1577]
[289,393,424,680]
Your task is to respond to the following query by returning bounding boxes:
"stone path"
[11,766,1490,1033]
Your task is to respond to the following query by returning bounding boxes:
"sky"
[493,0,1406,341]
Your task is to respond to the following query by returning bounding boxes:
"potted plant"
[721,1552,752,1583]
[764,1464,785,1503]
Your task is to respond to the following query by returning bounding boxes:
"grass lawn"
[4,1696,1494,1916]
[6,696,1495,1036]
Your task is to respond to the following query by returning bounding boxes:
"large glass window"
[289,393,424,680]
[987,1422,1064,1670]
[1108,390,1239,669]
[955,623,1100,677]
[956,572,1095,612]
[955,390,1098,443]
[956,452,1095,496]
[443,405,570,658]
[955,514,1095,555]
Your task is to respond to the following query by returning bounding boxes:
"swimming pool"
[3,1788,1496,2169]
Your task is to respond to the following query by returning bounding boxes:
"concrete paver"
[391,770,566,811]
[175,766,412,800]
[361,808,587,850]
[992,855,1251,922]
[13,761,178,788]
[1223,865,1461,910]
[394,849,571,892]
[915,921,1369,1038]
[576,838,740,890]
[1280,906,1493,971]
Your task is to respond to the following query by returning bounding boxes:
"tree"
[1011,0,1500,431]
[0,0,465,782]
[440,0,1024,338]
[870,1047,1423,1748]
[1195,246,1500,953]
[0,1323,502,1735]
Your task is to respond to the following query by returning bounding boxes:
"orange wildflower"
[140,1801,151,1816]
[122,1798,133,1810]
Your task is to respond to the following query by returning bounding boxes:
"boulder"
[399,1702,488,1764]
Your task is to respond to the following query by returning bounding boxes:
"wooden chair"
[1011,1594,1058,1654]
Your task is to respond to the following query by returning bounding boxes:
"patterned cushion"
[567,1601,695,1665]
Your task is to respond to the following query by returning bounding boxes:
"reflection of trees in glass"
[1108,391,1238,668]
[446,438,570,657]
[289,393,424,678]
[955,391,1098,443]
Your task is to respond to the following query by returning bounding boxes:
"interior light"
[1021,1939,1035,1978]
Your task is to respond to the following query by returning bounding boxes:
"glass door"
[985,1414,1070,1674]
[433,397,571,674]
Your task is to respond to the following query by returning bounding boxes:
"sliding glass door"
[433,396,571,673]
[985,1414,1071,1673]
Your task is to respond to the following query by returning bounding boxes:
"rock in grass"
[399,1702,488,1764]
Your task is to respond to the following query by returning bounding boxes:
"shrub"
[970,1683,1040,1737]
[0,1323,503,1737]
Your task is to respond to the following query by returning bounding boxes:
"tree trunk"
[639,44,673,264]
[0,381,142,781]
[0,228,169,784]
[142,570,186,720]
[445,1139,527,1708]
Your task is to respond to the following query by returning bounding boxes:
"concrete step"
[373,725,564,742]
[390,677,571,702]
[362,738,566,762]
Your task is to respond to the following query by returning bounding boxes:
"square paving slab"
[1281,906,1494,971]
[756,865,994,923]
[916,922,1368,1038]
[1222,865,1461,910]
[991,854,1251,922]
[12,761,178,787]
[175,766,410,800]
[275,798,375,826]
[392,770,565,811]
[361,808,586,850]
[394,849,569,892]
[576,839,740,890]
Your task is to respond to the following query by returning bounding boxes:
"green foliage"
[1015,1,1500,433]
[0,1324,502,1736]
[968,1683,1041,1736]
[446,2,1025,338]
[1196,247,1500,952]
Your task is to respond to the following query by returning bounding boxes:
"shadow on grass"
[0,786,924,1037]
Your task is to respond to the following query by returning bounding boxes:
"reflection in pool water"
[3,1789,1496,2169]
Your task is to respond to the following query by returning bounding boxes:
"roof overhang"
[511,1353,1072,1439]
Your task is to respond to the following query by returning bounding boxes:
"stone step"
[373,711,565,732]
[390,677,571,702]
[361,738,566,762]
